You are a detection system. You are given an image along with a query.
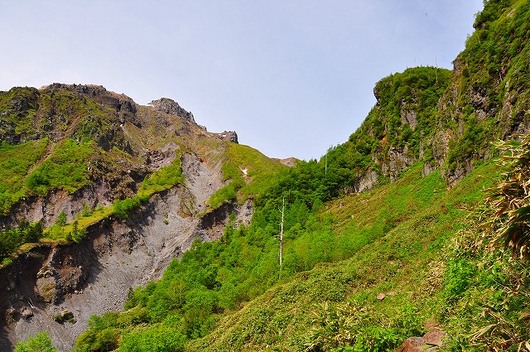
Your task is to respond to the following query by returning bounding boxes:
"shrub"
[113,196,142,220]
[488,136,530,257]
[14,331,56,352]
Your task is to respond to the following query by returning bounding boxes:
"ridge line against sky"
[0,1,483,160]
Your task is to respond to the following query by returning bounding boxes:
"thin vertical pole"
[279,197,285,279]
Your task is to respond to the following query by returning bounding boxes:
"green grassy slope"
[206,143,288,211]
[73,158,513,351]
[187,160,501,351]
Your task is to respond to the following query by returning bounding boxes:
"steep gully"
[0,153,252,351]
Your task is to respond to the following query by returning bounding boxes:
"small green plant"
[56,211,67,227]
[14,331,57,352]
[80,203,93,217]
[1,257,13,267]
[53,310,76,324]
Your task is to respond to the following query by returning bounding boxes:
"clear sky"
[0,1,483,160]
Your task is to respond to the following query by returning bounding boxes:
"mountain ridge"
[0,83,287,350]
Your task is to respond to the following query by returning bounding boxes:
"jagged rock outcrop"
[214,130,239,143]
[0,84,236,152]
[149,97,196,123]
[354,170,378,193]
[325,66,452,194]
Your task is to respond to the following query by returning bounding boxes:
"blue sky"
[0,1,483,160]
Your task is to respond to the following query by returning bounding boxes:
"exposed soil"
[0,153,252,351]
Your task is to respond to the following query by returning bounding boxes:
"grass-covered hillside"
[72,138,530,351]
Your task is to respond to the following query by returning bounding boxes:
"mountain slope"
[7,0,530,350]
[0,84,286,351]
[188,160,498,351]
[72,1,530,351]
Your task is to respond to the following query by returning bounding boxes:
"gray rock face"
[400,109,418,130]
[149,98,196,123]
[215,131,238,143]
[381,147,415,182]
[355,170,379,193]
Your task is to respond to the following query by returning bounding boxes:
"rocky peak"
[43,83,108,96]
[149,98,196,124]
[215,131,238,143]
[41,83,139,127]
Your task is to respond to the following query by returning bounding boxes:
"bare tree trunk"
[279,197,285,279]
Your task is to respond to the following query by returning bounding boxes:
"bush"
[14,331,56,352]
[488,136,530,257]
[0,220,43,260]
[113,196,142,220]
[119,323,186,352]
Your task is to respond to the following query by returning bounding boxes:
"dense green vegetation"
[26,139,94,196]
[14,332,56,352]
[206,143,288,210]
[442,0,530,172]
[441,227,530,351]
[0,139,48,214]
[440,136,530,351]
[76,155,505,351]
[0,137,94,215]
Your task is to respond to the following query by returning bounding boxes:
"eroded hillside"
[0,84,286,351]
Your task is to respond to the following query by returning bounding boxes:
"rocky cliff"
[325,1,530,193]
